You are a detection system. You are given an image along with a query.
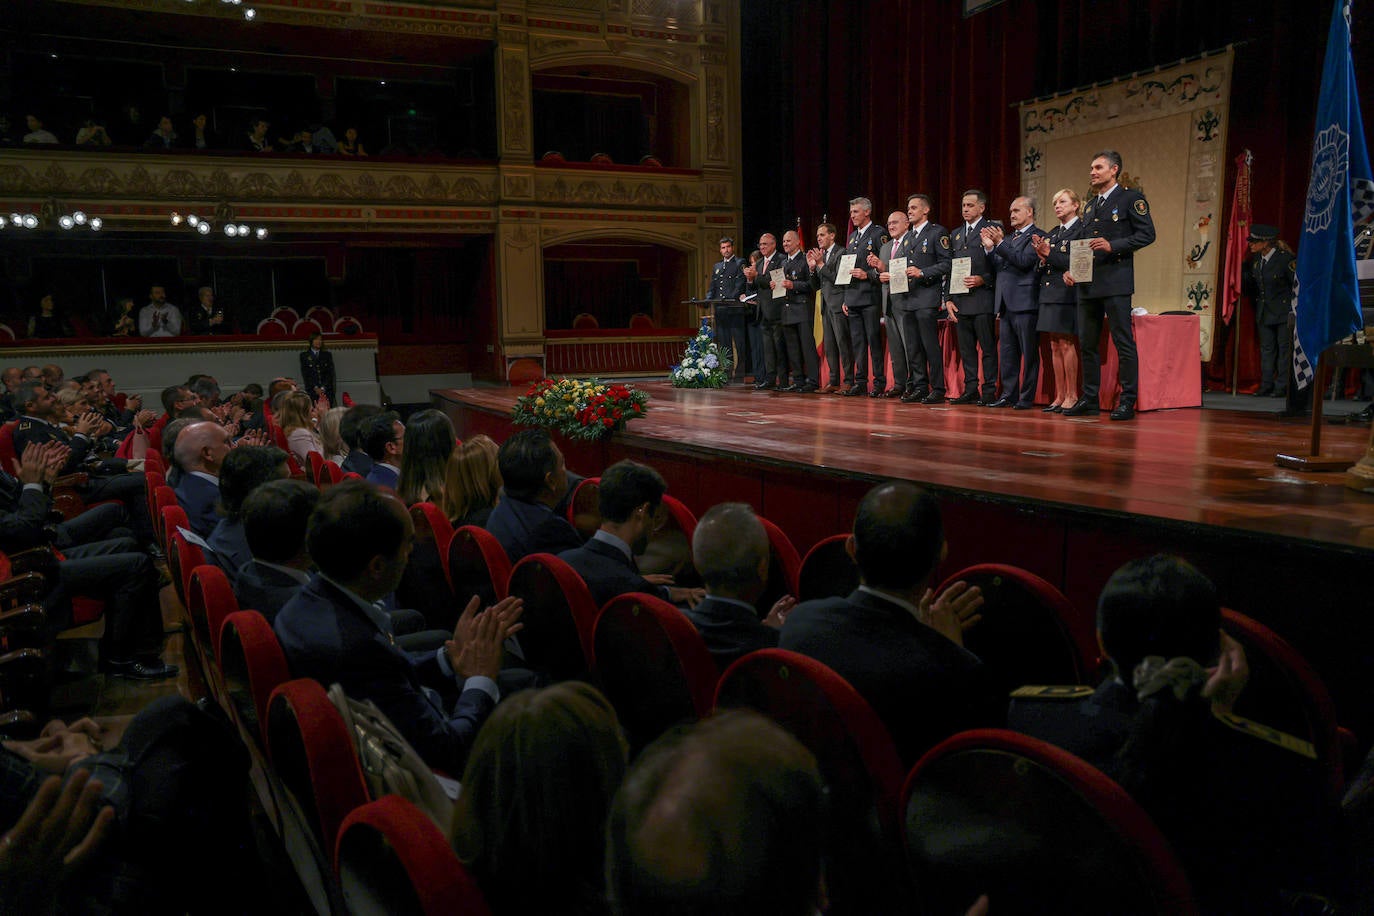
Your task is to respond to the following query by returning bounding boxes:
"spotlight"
[170,212,183,226]
[89,217,102,231]
[255,227,268,239]
[197,221,211,235]
[9,214,21,225]
[245,8,256,20]
[224,224,239,237]
[59,215,75,230]
[72,211,86,225]
[22,215,38,229]
[0,216,6,229]
[236,224,249,236]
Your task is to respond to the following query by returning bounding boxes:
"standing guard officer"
[1241,224,1296,398]
[706,236,750,383]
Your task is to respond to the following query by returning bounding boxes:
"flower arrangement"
[670,317,732,388]
[511,377,649,441]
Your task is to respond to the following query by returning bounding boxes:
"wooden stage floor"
[440,381,1374,554]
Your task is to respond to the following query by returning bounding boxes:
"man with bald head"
[685,503,795,671]
[173,421,232,536]
[742,232,785,390]
[779,481,1000,765]
[771,230,820,392]
[983,195,1047,409]
[0,367,22,420]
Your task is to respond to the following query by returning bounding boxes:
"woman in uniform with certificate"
[1032,188,1086,413]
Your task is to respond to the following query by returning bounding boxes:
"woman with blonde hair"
[318,405,348,466]
[1031,187,1086,412]
[441,434,502,528]
[276,389,322,466]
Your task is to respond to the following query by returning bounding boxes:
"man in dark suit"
[841,197,885,397]
[236,478,319,621]
[772,230,819,392]
[685,503,794,672]
[186,287,228,335]
[207,445,289,585]
[986,196,1048,410]
[361,412,403,490]
[485,428,581,563]
[876,211,912,398]
[807,222,853,393]
[779,481,1000,766]
[1242,225,1296,398]
[705,237,750,383]
[892,194,953,404]
[1064,149,1157,422]
[274,480,521,775]
[172,421,231,537]
[300,332,336,405]
[742,233,785,390]
[558,460,703,608]
[338,403,382,476]
[947,190,999,405]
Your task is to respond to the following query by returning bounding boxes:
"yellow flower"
[535,397,545,406]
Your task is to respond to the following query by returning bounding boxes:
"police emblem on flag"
[1305,124,1350,234]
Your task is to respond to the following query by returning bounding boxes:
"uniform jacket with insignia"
[1077,184,1156,299]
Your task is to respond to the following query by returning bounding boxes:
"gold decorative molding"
[534,170,727,209]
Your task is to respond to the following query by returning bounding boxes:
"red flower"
[602,417,614,428]
[613,408,622,419]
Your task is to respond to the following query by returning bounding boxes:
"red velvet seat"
[757,517,801,616]
[628,312,656,329]
[333,316,364,335]
[154,487,181,550]
[566,476,601,540]
[443,525,511,607]
[935,563,1087,698]
[592,592,717,752]
[634,493,698,582]
[1221,608,1350,801]
[144,470,166,533]
[270,307,301,326]
[171,530,206,608]
[219,609,290,747]
[505,553,599,681]
[902,729,1197,914]
[572,312,599,329]
[256,317,289,337]
[409,502,455,556]
[797,533,859,602]
[190,564,240,663]
[304,306,335,327]
[336,796,492,916]
[292,317,324,338]
[307,451,326,486]
[319,460,344,487]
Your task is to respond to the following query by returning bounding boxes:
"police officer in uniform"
[706,236,749,383]
[1241,224,1296,398]
[841,197,886,397]
[1063,149,1156,422]
[894,194,953,404]
[743,234,785,390]
[773,230,819,392]
[946,190,998,405]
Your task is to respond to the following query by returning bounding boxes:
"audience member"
[396,408,456,506]
[336,126,367,156]
[279,127,320,154]
[111,104,143,145]
[27,294,73,339]
[486,428,581,563]
[361,410,403,489]
[74,118,112,146]
[236,478,320,620]
[207,445,289,583]
[685,503,795,671]
[143,115,177,150]
[779,481,999,765]
[451,682,628,916]
[606,710,826,916]
[273,480,523,774]
[558,460,703,608]
[22,114,58,144]
[319,405,348,465]
[186,286,226,335]
[277,390,323,469]
[172,421,231,537]
[441,433,501,528]
[244,118,273,153]
[109,296,137,336]
[187,112,219,150]
[339,403,382,476]
[299,332,336,404]
[40,364,64,390]
[138,285,183,337]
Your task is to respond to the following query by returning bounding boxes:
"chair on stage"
[757,518,801,617]
[715,648,908,913]
[443,525,511,608]
[566,476,601,540]
[797,533,859,602]
[592,592,717,753]
[336,796,492,916]
[935,563,1087,698]
[505,553,599,681]
[1221,608,1351,801]
[902,729,1197,915]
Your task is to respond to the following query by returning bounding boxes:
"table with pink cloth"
[817,312,1200,411]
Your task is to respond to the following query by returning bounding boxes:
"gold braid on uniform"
[1131,655,1208,702]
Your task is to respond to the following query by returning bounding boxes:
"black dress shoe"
[988,397,1015,408]
[1012,403,1034,410]
[781,384,801,392]
[868,387,884,398]
[1042,404,1062,413]
[882,387,904,399]
[753,381,773,390]
[1062,398,1100,417]
[1253,388,1273,397]
[950,392,979,405]
[106,658,180,681]
[1109,403,1136,421]
[921,393,947,405]
[843,384,866,397]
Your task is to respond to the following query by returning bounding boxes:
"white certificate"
[948,256,972,295]
[835,253,858,286]
[1069,239,1094,283]
[888,257,909,294]
[770,267,786,298]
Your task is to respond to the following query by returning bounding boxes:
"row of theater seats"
[569,312,656,330]
[256,306,366,338]
[135,441,1358,912]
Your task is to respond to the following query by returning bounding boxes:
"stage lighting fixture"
[197,221,211,235]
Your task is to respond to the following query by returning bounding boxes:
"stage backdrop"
[1019,48,1233,360]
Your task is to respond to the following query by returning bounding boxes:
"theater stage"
[435,382,1374,738]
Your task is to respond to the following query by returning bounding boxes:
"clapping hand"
[0,770,115,915]
[918,580,984,647]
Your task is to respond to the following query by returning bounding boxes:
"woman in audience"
[27,294,73,338]
[276,389,322,467]
[319,405,349,466]
[442,433,502,527]
[336,126,367,156]
[451,682,628,916]
[396,408,457,506]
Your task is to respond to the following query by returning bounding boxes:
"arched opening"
[542,236,692,331]
[531,64,691,168]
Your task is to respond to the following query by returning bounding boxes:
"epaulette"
[1009,685,1094,701]
[15,420,31,430]
[1213,711,1316,759]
